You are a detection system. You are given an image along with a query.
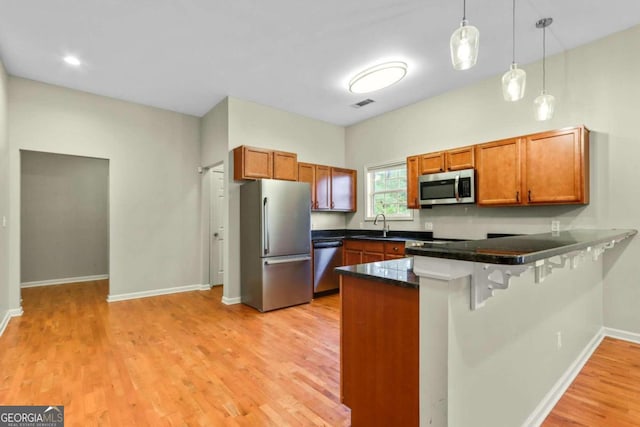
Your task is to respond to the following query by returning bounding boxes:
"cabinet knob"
[528,190,532,202]
[516,191,520,203]
[393,247,398,252]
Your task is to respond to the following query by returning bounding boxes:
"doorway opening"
[20,150,110,299]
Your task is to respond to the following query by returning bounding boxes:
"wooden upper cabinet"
[331,167,357,212]
[419,152,445,174]
[297,162,316,207]
[523,126,589,205]
[406,155,420,209]
[446,145,475,171]
[233,146,272,180]
[315,165,331,210]
[273,151,298,181]
[475,138,522,206]
[476,125,590,207]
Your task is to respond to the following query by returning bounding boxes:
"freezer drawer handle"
[264,256,311,265]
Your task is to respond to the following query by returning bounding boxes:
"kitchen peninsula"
[337,229,637,426]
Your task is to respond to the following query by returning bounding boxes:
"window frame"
[364,160,414,221]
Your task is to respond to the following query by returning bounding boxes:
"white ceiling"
[0,0,639,126]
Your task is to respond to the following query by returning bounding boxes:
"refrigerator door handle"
[263,197,270,255]
[264,256,311,265]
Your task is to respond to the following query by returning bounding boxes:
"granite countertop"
[405,229,637,265]
[312,229,434,242]
[335,257,419,289]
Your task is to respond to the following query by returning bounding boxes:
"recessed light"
[63,55,81,66]
[348,61,408,94]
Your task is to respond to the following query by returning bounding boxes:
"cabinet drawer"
[384,241,405,256]
[344,239,363,250]
[362,241,384,253]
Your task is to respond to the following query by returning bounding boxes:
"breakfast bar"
[337,228,637,426]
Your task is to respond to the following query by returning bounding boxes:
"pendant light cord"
[511,0,516,64]
[462,0,466,21]
[542,25,546,91]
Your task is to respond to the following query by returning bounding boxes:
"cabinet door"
[419,152,445,174]
[363,252,385,263]
[344,249,363,266]
[523,127,588,205]
[233,146,272,180]
[446,145,475,171]
[331,167,357,211]
[297,162,316,208]
[476,138,522,206]
[343,240,364,266]
[406,155,420,209]
[273,151,298,181]
[315,165,331,210]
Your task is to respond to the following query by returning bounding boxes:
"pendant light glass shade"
[501,0,525,101]
[534,17,554,121]
[450,20,479,70]
[502,63,526,101]
[534,91,555,121]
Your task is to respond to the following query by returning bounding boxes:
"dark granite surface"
[335,257,419,289]
[405,229,637,265]
[312,229,434,242]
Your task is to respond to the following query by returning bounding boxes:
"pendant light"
[450,0,479,70]
[534,18,555,121]
[501,0,526,101]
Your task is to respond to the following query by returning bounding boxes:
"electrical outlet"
[551,220,560,232]
[424,222,433,231]
[556,331,562,349]
[359,222,364,229]
[1,216,5,227]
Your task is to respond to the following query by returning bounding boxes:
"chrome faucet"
[374,213,388,237]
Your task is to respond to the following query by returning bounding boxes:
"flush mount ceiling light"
[502,0,526,101]
[450,0,479,71]
[63,55,81,66]
[533,17,555,121]
[348,62,408,94]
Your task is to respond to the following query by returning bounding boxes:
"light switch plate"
[424,222,433,231]
[551,220,560,232]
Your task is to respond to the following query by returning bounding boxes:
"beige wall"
[0,58,9,316]
[21,151,109,284]
[8,78,202,304]
[346,26,640,333]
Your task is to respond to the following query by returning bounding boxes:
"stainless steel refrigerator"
[240,179,312,312]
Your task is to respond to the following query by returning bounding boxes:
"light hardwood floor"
[0,281,350,426]
[3,281,640,426]
[543,336,640,426]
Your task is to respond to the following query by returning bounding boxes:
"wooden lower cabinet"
[341,275,419,426]
[343,239,405,265]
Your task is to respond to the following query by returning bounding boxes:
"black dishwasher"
[313,240,343,296]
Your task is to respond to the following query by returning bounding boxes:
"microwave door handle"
[454,175,460,201]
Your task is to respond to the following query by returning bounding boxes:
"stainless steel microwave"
[419,168,475,206]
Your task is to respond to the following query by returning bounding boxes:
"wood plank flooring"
[543,337,640,426]
[0,281,350,426]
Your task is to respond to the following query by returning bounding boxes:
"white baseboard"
[222,296,241,305]
[21,274,109,288]
[602,327,640,344]
[107,284,208,302]
[523,328,606,427]
[0,307,24,337]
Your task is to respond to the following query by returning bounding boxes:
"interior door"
[209,167,225,286]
